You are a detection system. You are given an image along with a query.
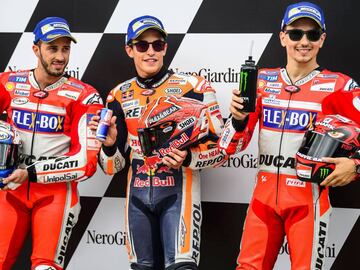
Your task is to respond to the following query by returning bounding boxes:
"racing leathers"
[218,67,358,270]
[98,67,225,270]
[0,70,103,270]
[322,87,360,124]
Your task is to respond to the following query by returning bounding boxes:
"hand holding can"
[96,108,113,142]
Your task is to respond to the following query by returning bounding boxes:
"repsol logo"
[12,109,65,133]
[259,154,295,169]
[125,107,142,118]
[195,155,225,168]
[221,154,258,168]
[263,106,316,131]
[192,203,201,264]
[86,230,127,245]
[57,212,75,265]
[43,160,78,171]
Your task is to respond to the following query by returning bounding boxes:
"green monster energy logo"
[319,168,330,179]
[240,71,248,93]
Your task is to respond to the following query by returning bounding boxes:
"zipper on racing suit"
[27,86,43,200]
[275,92,294,205]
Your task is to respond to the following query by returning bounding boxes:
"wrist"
[231,115,249,132]
[352,159,360,174]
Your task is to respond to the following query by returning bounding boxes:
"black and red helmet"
[296,114,360,183]
[137,95,209,158]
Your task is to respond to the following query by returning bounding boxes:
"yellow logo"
[5,82,15,91]
[46,34,61,39]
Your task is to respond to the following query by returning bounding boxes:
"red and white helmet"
[296,114,360,183]
[137,95,209,158]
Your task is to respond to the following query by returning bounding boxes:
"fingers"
[321,157,337,164]
[170,148,187,159]
[2,173,16,185]
[110,115,117,125]
[2,169,28,185]
[320,157,357,187]
[230,89,249,121]
[162,156,178,168]
[320,172,354,187]
[89,115,100,131]
[162,149,187,169]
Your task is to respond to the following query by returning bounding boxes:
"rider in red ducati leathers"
[0,17,102,270]
[219,2,359,270]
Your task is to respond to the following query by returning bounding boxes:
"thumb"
[111,115,117,125]
[321,157,336,164]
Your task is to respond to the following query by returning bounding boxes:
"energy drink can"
[239,56,258,112]
[96,108,113,141]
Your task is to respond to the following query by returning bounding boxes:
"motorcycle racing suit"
[0,70,103,270]
[98,67,225,270]
[218,67,358,270]
[322,87,360,124]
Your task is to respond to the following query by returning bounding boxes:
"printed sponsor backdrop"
[1,0,359,269]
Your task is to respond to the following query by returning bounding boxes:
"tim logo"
[258,74,278,82]
[263,106,317,131]
[12,109,65,133]
[8,76,27,83]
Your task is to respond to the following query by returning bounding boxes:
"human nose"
[299,32,311,44]
[54,50,66,61]
[146,44,156,55]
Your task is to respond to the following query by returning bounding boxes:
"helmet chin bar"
[295,114,360,183]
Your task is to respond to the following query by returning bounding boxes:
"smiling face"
[280,17,326,67]
[125,29,167,78]
[33,37,71,78]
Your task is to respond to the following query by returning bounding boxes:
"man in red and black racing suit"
[218,2,359,269]
[96,15,225,270]
[0,17,103,270]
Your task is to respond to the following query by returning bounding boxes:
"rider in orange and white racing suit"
[98,67,225,269]
[95,15,225,270]
[219,67,358,270]
[0,16,103,270]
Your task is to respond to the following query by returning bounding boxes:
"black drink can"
[239,56,258,112]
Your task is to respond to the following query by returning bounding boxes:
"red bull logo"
[136,154,163,175]
[134,176,175,187]
[158,133,189,156]
[157,166,172,174]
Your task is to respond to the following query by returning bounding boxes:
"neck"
[286,59,319,83]
[33,67,62,90]
[136,66,168,88]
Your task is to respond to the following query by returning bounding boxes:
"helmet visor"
[138,121,176,157]
[0,143,18,169]
[298,130,357,159]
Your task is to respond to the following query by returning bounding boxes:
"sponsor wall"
[0,0,359,269]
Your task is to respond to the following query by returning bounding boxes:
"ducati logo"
[33,90,49,99]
